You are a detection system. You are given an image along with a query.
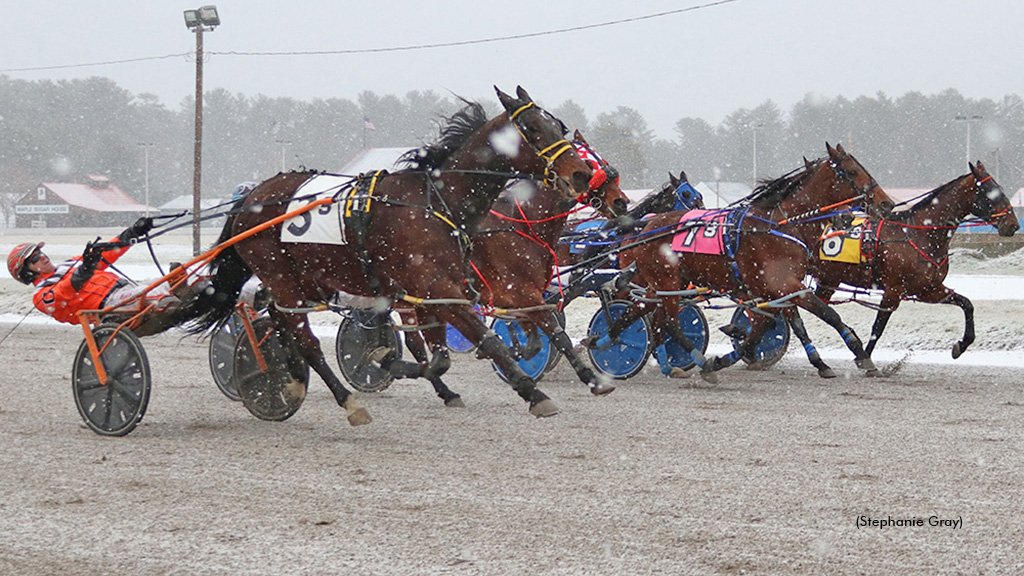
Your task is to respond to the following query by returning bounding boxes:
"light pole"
[276,139,292,173]
[184,5,220,256]
[137,142,154,217]
[751,123,764,188]
[954,114,982,166]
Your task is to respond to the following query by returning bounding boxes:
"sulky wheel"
[586,299,652,380]
[445,324,475,353]
[208,311,244,401]
[729,308,791,369]
[489,318,554,383]
[233,317,309,421]
[335,309,402,393]
[658,304,710,372]
[72,326,151,437]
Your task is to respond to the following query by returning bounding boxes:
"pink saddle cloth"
[670,210,728,255]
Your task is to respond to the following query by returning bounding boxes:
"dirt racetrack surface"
[2,322,1024,575]
[2,229,1024,574]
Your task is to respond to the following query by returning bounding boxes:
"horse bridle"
[508,101,582,199]
[571,139,623,212]
[831,155,886,212]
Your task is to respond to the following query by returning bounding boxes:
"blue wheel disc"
[660,305,710,370]
[490,319,552,382]
[586,300,651,380]
[729,308,790,368]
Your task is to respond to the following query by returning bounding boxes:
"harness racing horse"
[814,161,1018,360]
[180,87,593,423]
[392,131,631,403]
[612,143,893,381]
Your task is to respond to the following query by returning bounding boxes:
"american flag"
[363,116,376,131]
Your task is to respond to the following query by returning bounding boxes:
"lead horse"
[613,143,894,381]
[815,161,1018,360]
[179,87,593,423]
[388,130,630,403]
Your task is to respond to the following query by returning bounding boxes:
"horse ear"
[669,172,680,187]
[573,129,585,143]
[975,160,987,173]
[836,142,847,156]
[804,156,814,170]
[495,86,515,111]
[678,170,688,182]
[826,142,840,161]
[516,86,533,102]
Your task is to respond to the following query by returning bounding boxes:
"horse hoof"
[952,343,964,359]
[855,358,877,372]
[699,369,718,385]
[366,346,392,365]
[590,383,616,396]
[529,398,561,418]
[444,396,467,408]
[668,367,692,379]
[864,369,883,378]
[343,397,373,426]
[818,368,837,379]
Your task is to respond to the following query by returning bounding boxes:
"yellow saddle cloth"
[819,217,868,264]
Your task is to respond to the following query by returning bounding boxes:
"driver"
[7,218,194,330]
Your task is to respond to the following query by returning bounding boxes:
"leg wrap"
[423,348,451,379]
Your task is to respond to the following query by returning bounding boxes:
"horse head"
[668,170,705,211]
[571,129,630,217]
[969,161,1018,237]
[495,86,592,202]
[826,142,894,216]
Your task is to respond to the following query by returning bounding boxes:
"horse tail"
[176,208,254,335]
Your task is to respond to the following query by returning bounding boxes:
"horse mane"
[627,183,675,219]
[742,160,822,208]
[398,99,488,171]
[886,176,965,222]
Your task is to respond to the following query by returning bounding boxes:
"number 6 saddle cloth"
[818,215,879,265]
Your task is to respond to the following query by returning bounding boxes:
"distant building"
[339,147,417,176]
[14,174,156,228]
[694,182,753,208]
[158,195,230,228]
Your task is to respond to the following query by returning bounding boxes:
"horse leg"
[374,311,464,407]
[785,307,835,378]
[794,292,880,376]
[918,287,974,359]
[268,308,371,426]
[532,310,615,396]
[657,295,717,383]
[446,306,559,417]
[706,311,772,376]
[417,320,465,407]
[864,294,900,358]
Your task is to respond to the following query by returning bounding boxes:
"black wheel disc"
[72,326,151,436]
[233,317,308,421]
[208,312,243,401]
[335,309,401,393]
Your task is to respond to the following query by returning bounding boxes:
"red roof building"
[14,175,157,228]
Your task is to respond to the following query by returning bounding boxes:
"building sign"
[16,205,70,214]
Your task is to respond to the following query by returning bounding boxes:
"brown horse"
[393,130,631,403]
[815,161,1018,360]
[180,87,592,423]
[612,143,893,381]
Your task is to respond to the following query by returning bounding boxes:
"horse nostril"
[613,198,628,215]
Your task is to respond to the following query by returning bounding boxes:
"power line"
[214,0,741,57]
[1,52,191,73]
[0,0,739,73]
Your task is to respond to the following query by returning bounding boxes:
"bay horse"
[612,143,893,381]
[814,161,1018,360]
[179,86,593,423]
[392,130,631,403]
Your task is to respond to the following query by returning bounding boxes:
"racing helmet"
[7,242,45,285]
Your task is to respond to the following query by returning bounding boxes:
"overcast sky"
[3,0,1023,139]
